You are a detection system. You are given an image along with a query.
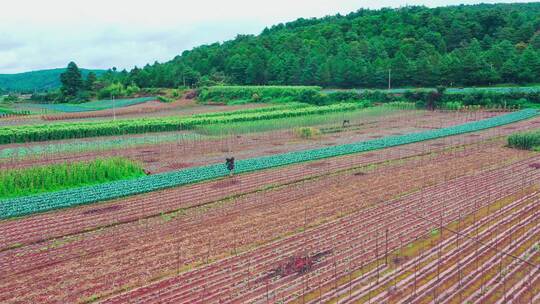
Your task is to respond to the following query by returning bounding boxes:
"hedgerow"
[197,86,322,103]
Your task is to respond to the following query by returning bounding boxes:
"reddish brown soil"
[0,110,505,174]
[41,99,269,121]
[0,141,533,303]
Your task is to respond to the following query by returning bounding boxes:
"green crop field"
[0,157,145,199]
[194,102,404,135]
[8,4,540,303]
[0,102,367,144]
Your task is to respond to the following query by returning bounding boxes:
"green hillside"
[0,68,106,92]
[112,3,540,88]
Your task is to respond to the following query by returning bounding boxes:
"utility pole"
[388,68,392,90]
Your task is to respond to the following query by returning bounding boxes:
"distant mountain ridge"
[0,68,107,92]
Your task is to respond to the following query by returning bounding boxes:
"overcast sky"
[0,0,532,74]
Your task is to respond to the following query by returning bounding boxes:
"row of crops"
[198,86,322,103]
[25,96,158,113]
[0,108,30,117]
[0,102,368,144]
[0,109,536,219]
[191,102,310,118]
[1,157,145,199]
[0,133,203,159]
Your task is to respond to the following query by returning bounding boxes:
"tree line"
[101,3,540,89]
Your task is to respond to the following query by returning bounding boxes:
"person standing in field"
[226,157,235,177]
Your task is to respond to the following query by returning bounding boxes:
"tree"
[60,62,83,97]
[85,72,97,90]
[530,32,540,50]
[517,47,540,82]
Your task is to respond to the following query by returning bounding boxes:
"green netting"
[25,97,158,113]
[0,109,537,220]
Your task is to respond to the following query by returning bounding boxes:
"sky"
[0,0,533,74]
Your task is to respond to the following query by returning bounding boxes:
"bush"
[73,90,91,103]
[295,127,321,139]
[157,96,174,103]
[30,91,63,104]
[98,83,126,99]
[443,101,464,110]
[508,129,540,150]
[98,82,140,99]
[3,94,19,102]
[327,91,361,103]
[125,84,141,96]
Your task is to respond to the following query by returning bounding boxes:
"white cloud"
[0,0,533,73]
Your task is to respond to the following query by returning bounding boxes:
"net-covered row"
[0,109,537,220]
[26,97,158,113]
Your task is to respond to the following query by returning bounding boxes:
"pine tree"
[85,72,97,90]
[60,62,84,98]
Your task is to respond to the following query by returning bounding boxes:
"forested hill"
[122,2,540,88]
[0,68,106,92]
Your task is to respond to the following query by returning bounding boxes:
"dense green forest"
[0,68,106,92]
[109,3,540,88]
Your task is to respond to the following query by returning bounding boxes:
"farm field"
[1,97,268,126]
[21,96,158,113]
[5,2,540,303]
[1,100,540,304]
[0,109,501,172]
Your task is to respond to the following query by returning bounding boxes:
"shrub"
[327,91,361,103]
[157,96,174,103]
[443,101,464,110]
[98,83,126,99]
[508,129,540,150]
[125,84,141,96]
[3,94,19,102]
[98,82,140,99]
[295,127,321,139]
